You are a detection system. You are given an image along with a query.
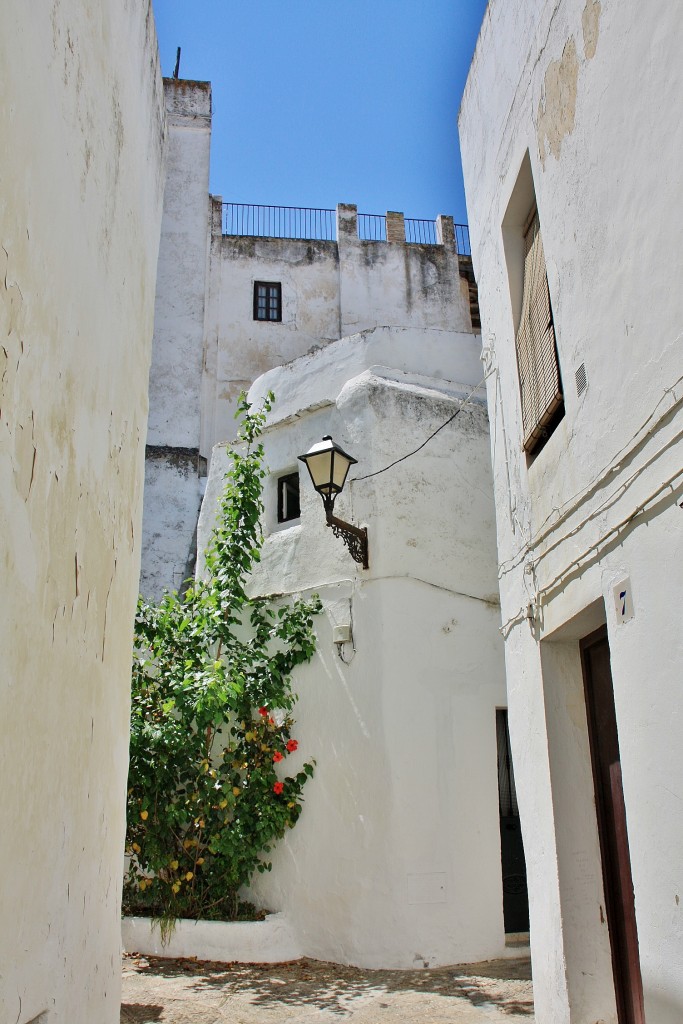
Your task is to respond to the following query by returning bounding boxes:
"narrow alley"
[121,953,533,1023]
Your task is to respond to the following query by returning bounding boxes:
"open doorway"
[496,709,529,933]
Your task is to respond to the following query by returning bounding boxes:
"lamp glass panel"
[332,452,353,490]
[303,451,333,491]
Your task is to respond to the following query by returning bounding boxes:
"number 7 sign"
[613,578,635,623]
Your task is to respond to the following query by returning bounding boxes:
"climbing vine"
[123,393,320,927]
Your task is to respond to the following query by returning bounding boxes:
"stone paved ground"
[121,954,533,1023]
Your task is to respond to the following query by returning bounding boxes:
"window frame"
[514,207,564,456]
[253,281,282,323]
[276,471,300,524]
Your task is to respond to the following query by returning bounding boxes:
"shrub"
[123,394,320,928]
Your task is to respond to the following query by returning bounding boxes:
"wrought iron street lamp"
[298,435,369,569]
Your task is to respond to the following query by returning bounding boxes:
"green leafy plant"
[123,393,320,930]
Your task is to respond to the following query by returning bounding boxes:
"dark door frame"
[580,625,645,1024]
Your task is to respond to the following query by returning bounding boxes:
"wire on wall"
[350,376,487,483]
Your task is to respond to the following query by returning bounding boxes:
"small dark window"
[254,281,282,322]
[277,472,300,523]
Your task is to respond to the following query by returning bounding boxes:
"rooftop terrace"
[221,202,471,256]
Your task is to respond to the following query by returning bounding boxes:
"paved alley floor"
[121,953,533,1023]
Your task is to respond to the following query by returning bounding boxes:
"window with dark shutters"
[515,211,564,454]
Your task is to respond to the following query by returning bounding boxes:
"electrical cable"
[350,375,487,483]
[498,369,683,576]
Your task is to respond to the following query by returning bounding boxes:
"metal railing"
[405,218,436,244]
[454,223,471,257]
[223,203,336,241]
[357,213,386,241]
[221,202,471,255]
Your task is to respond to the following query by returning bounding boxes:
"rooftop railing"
[223,204,336,241]
[222,203,471,256]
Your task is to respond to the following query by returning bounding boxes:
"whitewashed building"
[459,0,683,1021]
[145,78,527,968]
[141,80,480,599]
[197,320,509,968]
[0,3,165,1023]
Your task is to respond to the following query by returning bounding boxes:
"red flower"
[258,707,268,716]
[268,716,275,725]
[286,739,298,752]
[273,751,284,763]
[273,781,284,795]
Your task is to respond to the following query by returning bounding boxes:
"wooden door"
[580,627,645,1024]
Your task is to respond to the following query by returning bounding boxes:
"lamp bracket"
[326,512,369,570]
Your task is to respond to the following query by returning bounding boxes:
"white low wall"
[122,913,302,963]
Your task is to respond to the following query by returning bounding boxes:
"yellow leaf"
[170,859,179,870]
[232,787,241,797]
[185,871,193,881]
[140,810,148,821]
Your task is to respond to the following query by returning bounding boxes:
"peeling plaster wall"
[337,212,469,338]
[147,78,211,449]
[460,0,683,1020]
[207,234,341,445]
[197,329,508,968]
[0,4,165,1023]
[140,78,211,598]
[202,208,474,451]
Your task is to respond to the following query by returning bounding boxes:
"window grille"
[254,281,282,322]
[515,211,563,453]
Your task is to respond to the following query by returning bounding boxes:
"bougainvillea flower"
[258,707,268,716]
[273,781,284,795]
[273,751,284,762]
[286,739,298,752]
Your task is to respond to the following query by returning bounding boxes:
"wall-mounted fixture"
[298,436,369,569]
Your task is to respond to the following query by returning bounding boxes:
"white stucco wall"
[206,235,341,445]
[337,207,471,338]
[144,181,476,598]
[147,78,211,449]
[459,0,683,1020]
[140,78,212,598]
[0,4,165,1023]
[201,205,474,453]
[197,328,508,968]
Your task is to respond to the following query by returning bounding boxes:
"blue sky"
[153,1,488,225]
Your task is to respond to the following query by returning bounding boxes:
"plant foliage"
[124,394,320,925]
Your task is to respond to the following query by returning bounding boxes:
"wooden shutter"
[515,212,563,452]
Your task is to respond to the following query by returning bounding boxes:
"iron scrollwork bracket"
[326,512,369,570]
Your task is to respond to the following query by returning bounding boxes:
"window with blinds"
[515,210,564,453]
